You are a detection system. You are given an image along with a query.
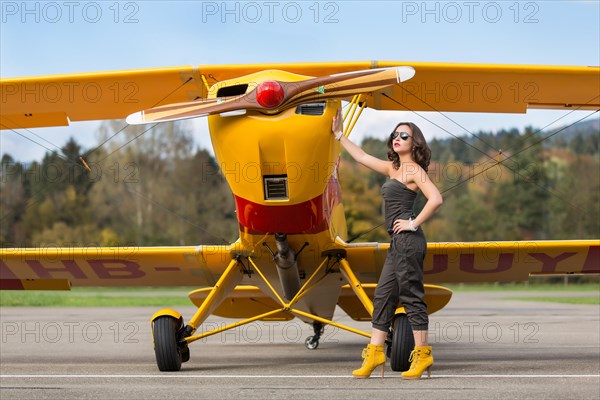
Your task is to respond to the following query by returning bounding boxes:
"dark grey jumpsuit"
[371,179,428,332]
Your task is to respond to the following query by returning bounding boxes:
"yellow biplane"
[1,61,599,372]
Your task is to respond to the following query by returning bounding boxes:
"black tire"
[305,336,319,350]
[389,313,414,372]
[153,316,183,371]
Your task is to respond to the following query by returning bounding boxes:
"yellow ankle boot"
[401,346,433,380]
[352,344,386,379]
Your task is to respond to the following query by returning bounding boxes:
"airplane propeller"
[126,66,415,125]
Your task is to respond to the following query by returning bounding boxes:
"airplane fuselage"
[207,70,349,321]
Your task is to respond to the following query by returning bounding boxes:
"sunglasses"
[391,131,412,141]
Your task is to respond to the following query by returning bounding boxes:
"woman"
[332,110,443,379]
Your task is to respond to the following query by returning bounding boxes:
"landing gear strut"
[305,322,324,350]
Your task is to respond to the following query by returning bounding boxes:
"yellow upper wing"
[2,61,598,129]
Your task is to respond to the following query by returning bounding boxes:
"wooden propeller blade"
[126,66,415,125]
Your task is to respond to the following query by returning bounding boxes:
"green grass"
[446,283,600,292]
[0,287,195,307]
[504,296,600,305]
[1,282,599,307]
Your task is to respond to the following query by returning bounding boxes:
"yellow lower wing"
[2,240,597,291]
[0,245,235,290]
[344,239,599,284]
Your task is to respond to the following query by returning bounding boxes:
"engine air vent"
[295,102,326,116]
[217,84,249,97]
[264,175,288,200]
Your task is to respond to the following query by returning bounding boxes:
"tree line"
[1,119,598,247]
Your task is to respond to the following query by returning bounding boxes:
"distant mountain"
[543,117,599,155]
[548,118,599,141]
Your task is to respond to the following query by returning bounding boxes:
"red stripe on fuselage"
[0,279,25,290]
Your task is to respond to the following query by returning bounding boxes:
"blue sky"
[1,0,599,161]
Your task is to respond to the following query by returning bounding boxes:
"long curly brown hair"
[386,122,431,172]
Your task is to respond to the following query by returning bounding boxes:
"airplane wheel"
[305,336,319,350]
[389,313,414,372]
[153,316,183,371]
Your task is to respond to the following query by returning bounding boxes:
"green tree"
[0,155,25,246]
[493,130,550,239]
[89,119,237,246]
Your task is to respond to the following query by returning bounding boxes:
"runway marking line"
[1,374,599,379]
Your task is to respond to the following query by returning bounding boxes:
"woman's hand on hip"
[393,219,410,234]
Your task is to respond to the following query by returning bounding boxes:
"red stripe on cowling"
[235,195,327,235]
[235,177,342,235]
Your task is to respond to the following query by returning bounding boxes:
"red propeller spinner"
[255,81,285,109]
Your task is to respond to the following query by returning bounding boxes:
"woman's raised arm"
[332,110,391,177]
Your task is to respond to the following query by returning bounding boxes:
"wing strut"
[338,257,374,316]
[183,258,245,335]
[182,254,373,345]
[342,94,367,138]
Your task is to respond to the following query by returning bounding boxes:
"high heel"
[352,344,386,379]
[401,346,433,380]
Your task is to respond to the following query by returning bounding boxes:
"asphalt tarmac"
[1,291,599,399]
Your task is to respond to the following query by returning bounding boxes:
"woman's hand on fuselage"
[332,109,343,137]
[331,108,392,176]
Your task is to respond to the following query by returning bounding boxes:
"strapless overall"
[371,179,428,332]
